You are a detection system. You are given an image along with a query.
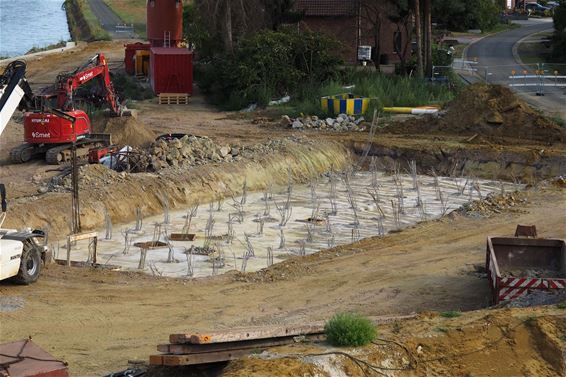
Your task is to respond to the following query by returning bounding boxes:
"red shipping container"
[124,43,151,75]
[150,47,193,95]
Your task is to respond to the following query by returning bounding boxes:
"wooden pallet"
[158,93,190,105]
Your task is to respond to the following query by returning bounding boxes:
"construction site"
[0,1,565,376]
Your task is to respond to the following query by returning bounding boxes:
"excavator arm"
[0,61,36,136]
[56,54,123,115]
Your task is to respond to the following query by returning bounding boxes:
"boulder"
[326,118,335,126]
[230,147,240,156]
[219,146,231,157]
[292,120,304,129]
[280,115,292,127]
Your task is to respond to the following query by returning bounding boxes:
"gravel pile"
[281,114,366,132]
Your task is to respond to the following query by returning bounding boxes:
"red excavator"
[1,53,127,164]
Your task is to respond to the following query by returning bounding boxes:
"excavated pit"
[58,170,518,278]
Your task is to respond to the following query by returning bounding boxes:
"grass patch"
[282,70,456,118]
[65,0,110,41]
[440,310,462,318]
[80,0,112,40]
[25,40,69,55]
[556,303,566,309]
[102,0,147,37]
[325,313,377,347]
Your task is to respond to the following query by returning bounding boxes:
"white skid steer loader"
[0,184,49,284]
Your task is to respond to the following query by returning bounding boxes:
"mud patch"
[0,296,25,312]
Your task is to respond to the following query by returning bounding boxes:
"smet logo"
[32,132,51,138]
[79,72,94,82]
[31,118,49,123]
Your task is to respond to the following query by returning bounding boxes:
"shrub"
[324,313,377,347]
[440,310,462,318]
[198,29,342,110]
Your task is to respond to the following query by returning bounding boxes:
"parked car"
[546,1,560,9]
[525,3,551,13]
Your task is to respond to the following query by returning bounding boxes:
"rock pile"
[281,114,366,132]
[460,191,527,217]
[149,135,239,169]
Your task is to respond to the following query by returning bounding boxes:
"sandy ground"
[0,187,564,375]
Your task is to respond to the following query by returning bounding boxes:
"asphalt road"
[466,19,565,119]
[87,0,136,39]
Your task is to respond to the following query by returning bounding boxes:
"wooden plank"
[68,232,98,242]
[149,354,163,366]
[158,334,326,355]
[151,348,257,366]
[168,314,417,345]
[170,323,326,344]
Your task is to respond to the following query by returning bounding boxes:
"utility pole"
[46,108,80,234]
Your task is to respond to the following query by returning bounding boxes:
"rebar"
[343,172,359,225]
[391,199,401,229]
[104,207,112,240]
[134,206,143,231]
[183,202,199,234]
[297,240,306,256]
[351,227,360,243]
[160,193,170,224]
[241,178,248,205]
[243,233,255,257]
[409,160,418,190]
[121,228,133,255]
[439,191,449,216]
[138,247,148,269]
[327,234,335,248]
[278,228,286,249]
[305,223,314,243]
[267,247,274,267]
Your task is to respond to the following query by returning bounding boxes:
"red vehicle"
[7,54,126,164]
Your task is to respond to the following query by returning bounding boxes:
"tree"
[262,0,302,30]
[424,0,432,77]
[414,0,423,76]
[388,0,413,74]
[196,0,265,53]
[360,0,386,68]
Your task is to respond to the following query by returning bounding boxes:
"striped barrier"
[497,277,566,302]
[321,94,370,115]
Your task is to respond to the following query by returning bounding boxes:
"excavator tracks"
[9,144,35,164]
[45,139,108,165]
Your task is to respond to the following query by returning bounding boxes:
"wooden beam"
[151,348,262,366]
[158,334,326,355]
[68,232,98,242]
[170,323,325,344]
[168,314,418,345]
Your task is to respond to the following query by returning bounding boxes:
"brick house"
[293,0,410,66]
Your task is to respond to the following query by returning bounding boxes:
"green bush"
[324,313,377,347]
[198,29,342,110]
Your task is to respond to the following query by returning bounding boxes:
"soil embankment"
[4,140,353,240]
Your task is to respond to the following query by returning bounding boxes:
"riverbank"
[64,0,110,41]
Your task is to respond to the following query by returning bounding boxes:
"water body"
[0,0,70,58]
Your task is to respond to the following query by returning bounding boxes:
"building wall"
[298,14,408,65]
[298,17,359,64]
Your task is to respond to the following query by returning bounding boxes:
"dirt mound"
[94,116,155,147]
[388,84,565,144]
